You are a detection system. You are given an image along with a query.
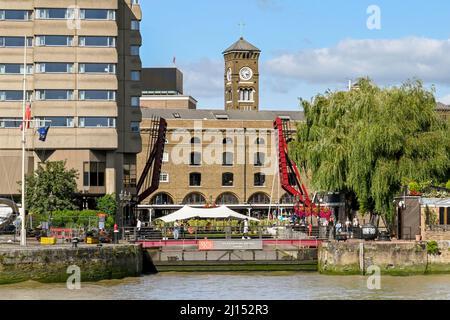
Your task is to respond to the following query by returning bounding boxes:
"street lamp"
[119,190,132,230]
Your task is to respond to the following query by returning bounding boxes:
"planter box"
[86,237,99,245]
[40,237,56,245]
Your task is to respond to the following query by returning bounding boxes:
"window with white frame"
[0,37,33,47]
[36,63,74,73]
[79,9,115,20]
[160,173,169,183]
[238,88,254,102]
[36,117,74,128]
[78,117,116,128]
[0,118,22,128]
[35,90,74,101]
[35,35,73,46]
[79,90,116,101]
[35,8,75,19]
[162,152,169,163]
[0,64,33,74]
[0,10,32,20]
[79,36,115,47]
[0,91,32,101]
[79,63,116,74]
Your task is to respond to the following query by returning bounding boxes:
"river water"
[1,273,450,300]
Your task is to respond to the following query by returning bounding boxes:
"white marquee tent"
[158,205,260,223]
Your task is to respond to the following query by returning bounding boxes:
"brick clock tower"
[223,37,261,111]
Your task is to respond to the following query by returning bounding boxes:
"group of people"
[333,217,360,238]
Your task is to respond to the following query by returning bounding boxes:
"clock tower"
[223,37,261,111]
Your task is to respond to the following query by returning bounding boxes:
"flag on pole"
[21,102,32,130]
[38,126,50,142]
[25,102,31,129]
[173,56,176,65]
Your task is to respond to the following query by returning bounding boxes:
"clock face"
[226,68,232,82]
[239,67,253,81]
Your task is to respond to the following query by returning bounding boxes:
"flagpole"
[21,35,27,246]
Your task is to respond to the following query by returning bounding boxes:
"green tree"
[23,161,78,215]
[292,78,450,220]
[96,193,117,216]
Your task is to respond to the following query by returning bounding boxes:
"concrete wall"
[0,245,143,285]
[318,241,450,276]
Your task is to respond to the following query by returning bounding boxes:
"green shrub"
[446,180,450,190]
[427,241,440,255]
[408,181,421,194]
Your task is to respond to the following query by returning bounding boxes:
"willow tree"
[291,78,450,220]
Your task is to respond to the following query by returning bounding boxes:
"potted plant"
[415,226,422,242]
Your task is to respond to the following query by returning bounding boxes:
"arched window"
[244,89,249,101]
[254,152,265,166]
[191,137,201,144]
[151,193,174,205]
[239,89,244,101]
[189,173,201,187]
[222,173,234,187]
[190,152,201,166]
[248,192,271,204]
[216,192,239,205]
[280,193,296,204]
[183,192,206,205]
[255,137,265,145]
[254,173,266,187]
[222,152,234,166]
[223,137,233,145]
[250,89,254,101]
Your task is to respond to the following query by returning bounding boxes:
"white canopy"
[158,205,260,223]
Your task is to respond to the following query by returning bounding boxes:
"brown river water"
[1,273,450,300]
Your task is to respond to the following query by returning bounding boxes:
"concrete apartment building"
[0,0,142,207]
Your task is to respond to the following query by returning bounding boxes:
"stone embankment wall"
[318,241,450,275]
[0,245,143,285]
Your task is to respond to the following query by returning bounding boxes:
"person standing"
[173,220,180,240]
[243,219,249,240]
[136,218,142,231]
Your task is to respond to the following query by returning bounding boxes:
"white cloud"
[266,37,450,85]
[179,58,223,99]
[438,94,450,105]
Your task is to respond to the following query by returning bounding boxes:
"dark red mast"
[274,117,314,209]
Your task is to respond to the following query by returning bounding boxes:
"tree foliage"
[291,78,450,219]
[96,193,117,217]
[24,161,78,215]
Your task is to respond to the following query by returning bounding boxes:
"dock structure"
[141,239,320,272]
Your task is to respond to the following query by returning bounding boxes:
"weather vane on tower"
[238,22,246,38]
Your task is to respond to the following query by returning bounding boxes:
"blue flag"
[38,126,50,142]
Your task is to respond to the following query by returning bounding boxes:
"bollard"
[72,237,79,248]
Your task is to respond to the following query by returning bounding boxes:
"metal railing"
[428,225,450,232]
[122,225,336,242]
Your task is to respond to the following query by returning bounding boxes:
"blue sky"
[140,0,450,110]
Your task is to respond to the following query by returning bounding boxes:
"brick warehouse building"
[0,0,142,208]
[137,37,306,219]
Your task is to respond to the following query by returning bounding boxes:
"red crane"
[274,117,331,220]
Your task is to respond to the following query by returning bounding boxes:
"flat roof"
[141,108,304,121]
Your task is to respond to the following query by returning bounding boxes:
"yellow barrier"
[40,237,56,245]
[86,237,99,245]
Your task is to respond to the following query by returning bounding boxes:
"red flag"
[21,102,32,130]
